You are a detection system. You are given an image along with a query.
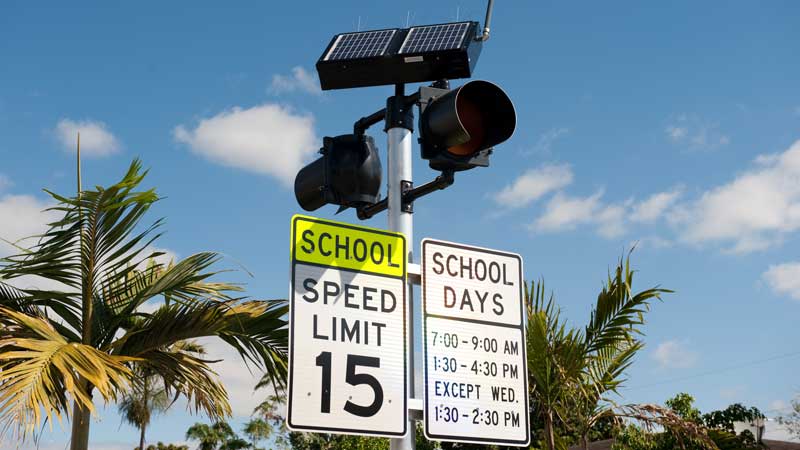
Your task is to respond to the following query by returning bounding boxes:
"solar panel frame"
[324,28,398,61]
[398,22,471,55]
[316,21,481,90]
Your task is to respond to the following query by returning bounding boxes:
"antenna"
[476,0,494,41]
[76,132,81,195]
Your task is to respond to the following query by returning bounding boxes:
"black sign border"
[287,215,408,438]
[421,238,531,447]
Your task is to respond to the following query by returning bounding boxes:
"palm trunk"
[69,399,91,450]
[72,144,94,450]
[139,376,150,450]
[581,433,589,450]
[544,411,556,450]
[139,423,147,450]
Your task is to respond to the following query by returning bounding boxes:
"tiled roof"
[568,439,800,450]
[764,439,800,450]
[567,439,614,450]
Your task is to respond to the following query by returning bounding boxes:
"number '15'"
[315,351,384,417]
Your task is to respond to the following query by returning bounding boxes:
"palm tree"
[144,443,189,450]
[186,422,226,450]
[123,339,209,450]
[526,254,671,450]
[0,160,288,449]
[526,281,587,450]
[252,388,290,449]
[186,421,248,450]
[573,257,668,449]
[242,418,271,450]
[120,363,173,450]
[219,438,249,450]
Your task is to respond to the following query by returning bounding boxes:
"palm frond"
[128,252,242,305]
[0,158,290,444]
[112,299,288,388]
[615,403,718,450]
[0,216,83,289]
[586,340,642,401]
[0,308,132,439]
[526,280,586,425]
[140,349,231,420]
[585,253,671,354]
[98,253,242,347]
[0,280,82,340]
[0,281,40,317]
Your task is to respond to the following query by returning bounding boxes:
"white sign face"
[421,239,530,447]
[287,215,408,438]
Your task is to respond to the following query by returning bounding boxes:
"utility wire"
[626,350,800,390]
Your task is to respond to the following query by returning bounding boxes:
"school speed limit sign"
[287,215,408,437]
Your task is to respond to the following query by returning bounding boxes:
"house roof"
[567,439,614,450]
[568,438,800,450]
[764,440,800,450]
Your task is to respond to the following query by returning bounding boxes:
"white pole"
[387,112,416,450]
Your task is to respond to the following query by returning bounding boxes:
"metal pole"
[387,87,416,450]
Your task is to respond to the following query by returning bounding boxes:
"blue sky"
[2,1,800,448]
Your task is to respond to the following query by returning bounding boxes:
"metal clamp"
[401,180,414,213]
[356,171,455,220]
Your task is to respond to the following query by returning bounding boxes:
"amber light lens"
[448,96,486,156]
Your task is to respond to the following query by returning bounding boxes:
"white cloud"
[765,418,800,442]
[666,125,688,140]
[509,138,800,254]
[675,139,800,253]
[665,114,730,151]
[55,118,121,157]
[530,190,631,238]
[269,67,322,96]
[526,127,569,155]
[631,188,682,223]
[532,190,604,232]
[652,340,698,369]
[200,337,265,417]
[0,174,11,191]
[493,163,573,208]
[0,194,56,258]
[0,195,67,292]
[763,262,800,301]
[505,164,681,239]
[632,236,673,250]
[595,203,628,238]
[174,104,319,187]
[770,399,790,412]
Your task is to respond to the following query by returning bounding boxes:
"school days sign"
[421,239,530,447]
[287,215,408,437]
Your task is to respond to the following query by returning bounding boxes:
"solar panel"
[324,29,397,61]
[399,22,470,55]
[316,21,481,90]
